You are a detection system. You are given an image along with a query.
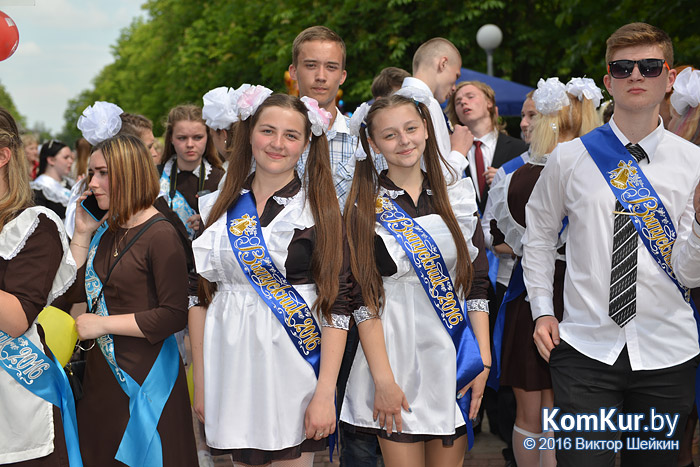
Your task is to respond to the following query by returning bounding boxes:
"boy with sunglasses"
[522,22,700,466]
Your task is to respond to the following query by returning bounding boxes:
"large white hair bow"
[77,101,123,145]
[533,77,569,115]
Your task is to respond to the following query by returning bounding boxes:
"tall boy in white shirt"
[523,22,700,466]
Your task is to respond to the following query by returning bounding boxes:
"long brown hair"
[161,104,223,169]
[0,107,32,231]
[91,135,160,232]
[199,94,342,321]
[344,95,473,315]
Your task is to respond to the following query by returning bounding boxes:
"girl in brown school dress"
[0,106,77,465]
[63,134,197,466]
[158,105,224,238]
[490,77,602,467]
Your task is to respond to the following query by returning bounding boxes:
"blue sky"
[0,0,146,133]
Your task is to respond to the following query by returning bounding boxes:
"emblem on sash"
[609,160,639,189]
[229,213,257,236]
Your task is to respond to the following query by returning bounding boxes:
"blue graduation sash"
[0,329,83,466]
[159,170,197,239]
[581,124,700,412]
[375,196,484,449]
[226,191,321,375]
[85,223,180,467]
[485,156,526,290]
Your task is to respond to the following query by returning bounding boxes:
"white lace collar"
[30,174,72,206]
[164,157,213,180]
[0,207,77,305]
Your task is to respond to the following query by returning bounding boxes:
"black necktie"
[608,143,647,327]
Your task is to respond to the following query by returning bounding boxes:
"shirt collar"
[327,107,350,141]
[401,77,433,97]
[242,171,302,202]
[476,130,498,149]
[378,169,431,194]
[608,115,664,162]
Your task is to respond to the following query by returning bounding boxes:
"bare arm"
[304,326,348,439]
[356,316,410,435]
[189,305,207,423]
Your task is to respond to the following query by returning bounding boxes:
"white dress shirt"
[467,130,498,204]
[401,77,468,184]
[522,117,700,370]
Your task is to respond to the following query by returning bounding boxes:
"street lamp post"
[476,24,503,76]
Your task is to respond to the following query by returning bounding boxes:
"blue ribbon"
[375,196,484,449]
[0,330,83,466]
[85,223,180,467]
[486,156,526,291]
[582,124,700,414]
[159,170,196,239]
[226,191,322,376]
[488,260,526,392]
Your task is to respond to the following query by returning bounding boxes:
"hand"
[186,214,202,232]
[304,391,335,440]
[457,364,490,420]
[450,124,474,157]
[533,316,560,362]
[373,379,410,435]
[74,191,105,237]
[484,166,498,186]
[75,313,106,340]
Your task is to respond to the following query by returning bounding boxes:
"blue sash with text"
[226,191,321,376]
[375,196,484,449]
[582,124,700,412]
[0,329,83,466]
[86,223,180,467]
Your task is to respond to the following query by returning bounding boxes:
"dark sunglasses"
[607,59,670,79]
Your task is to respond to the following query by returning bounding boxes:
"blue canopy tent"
[456,68,534,116]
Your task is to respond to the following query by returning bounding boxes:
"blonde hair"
[0,107,32,231]
[91,134,160,232]
[530,93,602,161]
[447,81,506,133]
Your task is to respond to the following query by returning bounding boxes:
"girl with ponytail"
[340,94,491,467]
[190,88,350,467]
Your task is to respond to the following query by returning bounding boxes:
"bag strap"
[91,216,167,309]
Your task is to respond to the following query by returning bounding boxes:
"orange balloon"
[0,11,19,61]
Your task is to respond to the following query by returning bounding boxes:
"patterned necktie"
[608,143,648,327]
[473,140,486,198]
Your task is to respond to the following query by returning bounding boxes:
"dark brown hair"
[371,67,410,99]
[344,94,473,315]
[161,104,223,168]
[199,94,342,322]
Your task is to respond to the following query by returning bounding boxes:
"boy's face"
[434,59,461,104]
[289,40,347,112]
[603,44,676,115]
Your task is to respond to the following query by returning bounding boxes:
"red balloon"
[0,11,19,62]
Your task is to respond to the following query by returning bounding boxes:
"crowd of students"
[1,20,700,467]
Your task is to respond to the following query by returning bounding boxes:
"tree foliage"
[0,80,26,129]
[61,0,700,136]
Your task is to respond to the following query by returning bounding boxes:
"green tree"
[62,0,700,134]
[0,80,26,128]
